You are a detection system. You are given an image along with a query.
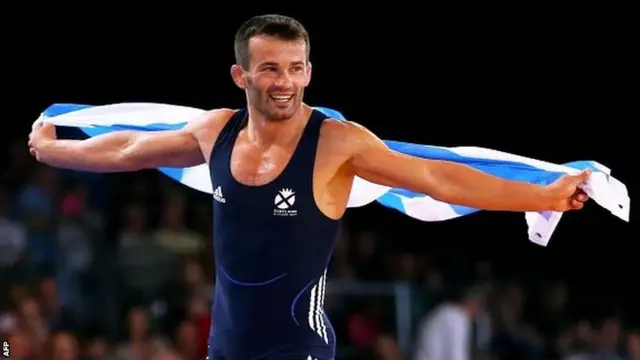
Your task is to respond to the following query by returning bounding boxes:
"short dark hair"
[234,14,310,69]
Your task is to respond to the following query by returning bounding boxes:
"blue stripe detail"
[218,264,287,287]
[377,192,407,214]
[315,106,347,121]
[42,103,92,117]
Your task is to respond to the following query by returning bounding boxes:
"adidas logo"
[213,186,226,203]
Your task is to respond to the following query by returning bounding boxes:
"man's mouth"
[269,93,294,103]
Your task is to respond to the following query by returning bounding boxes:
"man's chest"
[214,138,352,220]
[227,138,346,187]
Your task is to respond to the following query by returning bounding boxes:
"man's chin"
[264,105,299,121]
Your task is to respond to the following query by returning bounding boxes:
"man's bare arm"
[340,121,556,212]
[30,111,215,172]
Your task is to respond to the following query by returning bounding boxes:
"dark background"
[2,7,635,359]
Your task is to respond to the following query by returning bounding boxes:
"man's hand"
[28,120,57,159]
[546,169,592,212]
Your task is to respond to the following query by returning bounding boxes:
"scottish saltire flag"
[39,103,630,246]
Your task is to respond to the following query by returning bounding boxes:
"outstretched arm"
[341,121,588,212]
[29,111,215,172]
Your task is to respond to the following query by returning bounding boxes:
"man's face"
[233,35,311,121]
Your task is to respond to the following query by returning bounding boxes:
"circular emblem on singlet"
[274,188,297,216]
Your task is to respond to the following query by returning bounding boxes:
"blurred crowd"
[1,137,638,360]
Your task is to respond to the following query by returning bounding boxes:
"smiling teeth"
[271,95,293,102]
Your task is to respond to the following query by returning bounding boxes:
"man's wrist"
[33,138,58,163]
[537,184,557,211]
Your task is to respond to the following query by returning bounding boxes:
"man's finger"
[574,191,588,202]
[32,120,43,130]
[577,169,592,182]
[571,199,584,209]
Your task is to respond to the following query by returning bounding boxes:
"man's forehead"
[248,36,307,64]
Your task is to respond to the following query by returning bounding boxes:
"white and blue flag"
[39,102,630,246]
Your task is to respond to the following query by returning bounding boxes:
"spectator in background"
[6,330,33,360]
[0,286,29,334]
[413,261,445,328]
[589,317,624,360]
[184,295,210,358]
[153,194,203,258]
[413,284,487,360]
[56,184,94,328]
[17,295,49,352]
[17,166,59,278]
[375,334,404,360]
[114,306,167,360]
[183,257,212,302]
[348,300,387,352]
[50,330,80,360]
[150,349,186,360]
[0,185,27,290]
[154,257,212,338]
[491,282,544,360]
[83,332,117,360]
[117,203,179,307]
[173,320,200,360]
[560,319,595,360]
[627,330,640,360]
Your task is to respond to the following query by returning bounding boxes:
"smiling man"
[28,14,591,360]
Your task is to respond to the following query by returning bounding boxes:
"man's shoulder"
[317,118,356,158]
[183,108,240,158]
[191,108,238,126]
[184,108,238,135]
[319,116,364,134]
[318,117,378,160]
[319,117,368,144]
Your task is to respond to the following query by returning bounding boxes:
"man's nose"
[274,71,293,87]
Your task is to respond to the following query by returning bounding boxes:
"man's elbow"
[427,186,457,204]
[414,162,462,203]
[117,148,149,172]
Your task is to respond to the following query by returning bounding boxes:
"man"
[29,14,590,360]
[413,285,486,360]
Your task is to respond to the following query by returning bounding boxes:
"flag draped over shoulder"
[39,103,630,246]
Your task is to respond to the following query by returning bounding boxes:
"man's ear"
[230,64,247,89]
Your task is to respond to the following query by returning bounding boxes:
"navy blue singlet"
[207,109,340,360]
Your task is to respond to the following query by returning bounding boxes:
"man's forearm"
[427,160,554,212]
[35,132,134,172]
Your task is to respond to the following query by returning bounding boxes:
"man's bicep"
[345,122,430,190]
[125,128,204,169]
[128,109,231,169]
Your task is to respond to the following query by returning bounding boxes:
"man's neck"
[246,104,311,147]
